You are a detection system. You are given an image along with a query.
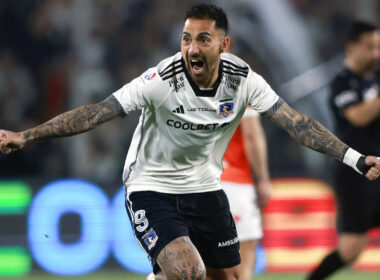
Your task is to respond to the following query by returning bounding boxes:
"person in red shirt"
[221,108,271,280]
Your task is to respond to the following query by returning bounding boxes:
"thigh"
[156,236,206,280]
[125,191,189,273]
[182,190,241,269]
[223,182,263,241]
[239,240,258,268]
[238,240,259,280]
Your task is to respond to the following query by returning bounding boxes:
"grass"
[2,270,380,280]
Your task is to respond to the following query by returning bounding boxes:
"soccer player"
[221,108,271,280]
[1,4,380,280]
[307,21,380,280]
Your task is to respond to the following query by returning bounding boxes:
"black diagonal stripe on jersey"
[159,63,183,78]
[180,105,184,113]
[222,70,248,78]
[161,69,185,80]
[159,60,182,77]
[221,60,249,72]
[159,59,182,75]
[222,65,248,76]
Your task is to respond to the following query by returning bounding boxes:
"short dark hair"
[184,4,228,34]
[347,21,378,42]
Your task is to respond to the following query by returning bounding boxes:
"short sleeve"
[331,78,360,113]
[112,76,147,114]
[246,70,279,114]
[112,68,167,114]
[242,106,259,119]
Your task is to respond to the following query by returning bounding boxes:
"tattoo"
[268,101,349,161]
[23,96,125,144]
[157,237,206,280]
[262,97,284,117]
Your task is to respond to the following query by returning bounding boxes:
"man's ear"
[221,36,231,53]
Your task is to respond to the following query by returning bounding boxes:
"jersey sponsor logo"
[219,102,234,118]
[187,107,216,113]
[167,119,230,130]
[142,228,158,250]
[218,237,239,247]
[168,76,185,91]
[144,72,156,80]
[172,105,185,114]
[221,75,241,90]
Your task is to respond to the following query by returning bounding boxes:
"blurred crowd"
[0,0,379,185]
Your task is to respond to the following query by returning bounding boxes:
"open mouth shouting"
[189,58,205,76]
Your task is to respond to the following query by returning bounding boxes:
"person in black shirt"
[307,21,380,280]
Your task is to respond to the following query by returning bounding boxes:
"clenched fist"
[0,130,26,154]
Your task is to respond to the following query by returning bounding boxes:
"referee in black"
[307,21,380,279]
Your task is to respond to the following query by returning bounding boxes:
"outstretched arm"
[264,98,380,180]
[0,95,125,154]
[265,98,348,161]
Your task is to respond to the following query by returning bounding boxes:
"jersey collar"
[181,57,223,97]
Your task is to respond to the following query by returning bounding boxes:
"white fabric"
[242,107,259,119]
[222,182,263,241]
[343,147,363,175]
[113,52,279,194]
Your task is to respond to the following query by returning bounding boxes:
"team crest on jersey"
[143,228,158,250]
[219,102,234,118]
[144,72,156,80]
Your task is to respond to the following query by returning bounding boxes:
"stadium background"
[0,0,379,279]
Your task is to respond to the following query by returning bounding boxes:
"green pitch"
[2,270,380,280]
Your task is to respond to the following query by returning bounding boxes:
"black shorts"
[125,190,240,273]
[334,164,380,233]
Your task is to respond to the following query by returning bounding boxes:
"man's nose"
[188,42,200,55]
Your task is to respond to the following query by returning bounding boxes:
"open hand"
[0,130,26,154]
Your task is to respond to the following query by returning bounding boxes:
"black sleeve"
[330,76,360,117]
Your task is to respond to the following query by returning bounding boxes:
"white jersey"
[113,52,279,194]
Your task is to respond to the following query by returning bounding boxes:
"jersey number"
[134,210,149,232]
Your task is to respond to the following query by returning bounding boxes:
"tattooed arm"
[264,98,380,180]
[0,96,125,154]
[266,99,348,161]
[264,98,348,161]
